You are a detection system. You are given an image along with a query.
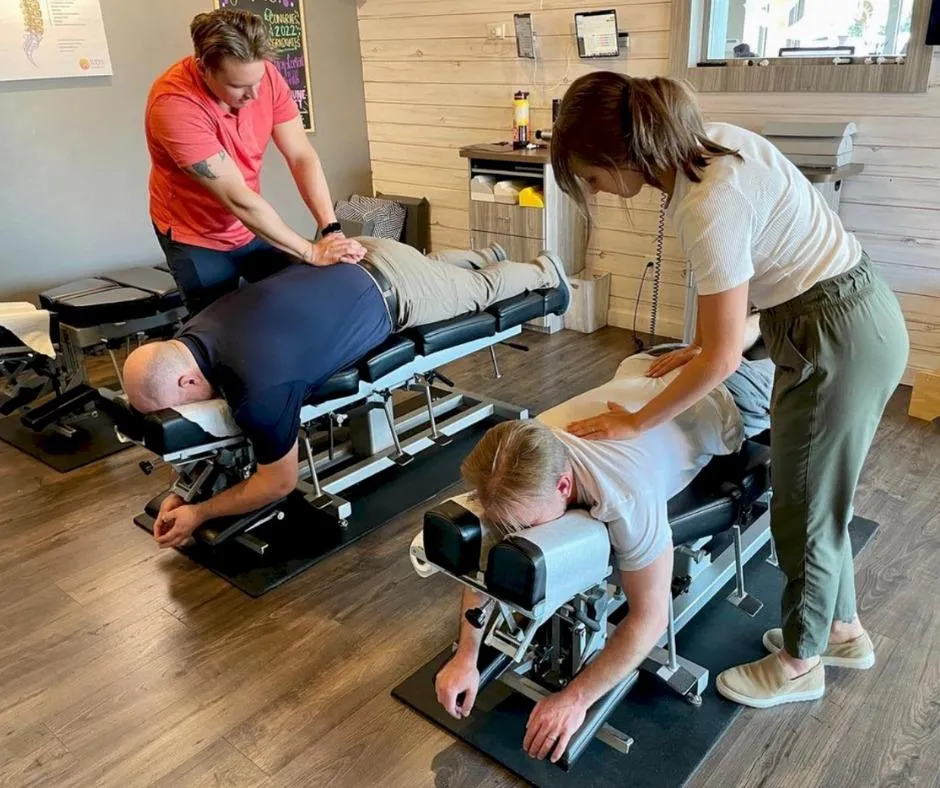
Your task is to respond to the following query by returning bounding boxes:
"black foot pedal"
[641,647,710,701]
[234,533,269,555]
[0,383,46,415]
[727,523,764,617]
[303,490,352,525]
[727,591,764,617]
[392,451,414,467]
[308,493,334,510]
[21,383,97,432]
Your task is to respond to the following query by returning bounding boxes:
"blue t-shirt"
[178,263,392,465]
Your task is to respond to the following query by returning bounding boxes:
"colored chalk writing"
[215,0,314,131]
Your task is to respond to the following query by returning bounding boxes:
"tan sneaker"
[716,653,825,709]
[762,628,875,670]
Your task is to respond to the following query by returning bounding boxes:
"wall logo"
[78,56,106,70]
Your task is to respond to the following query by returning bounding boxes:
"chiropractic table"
[100,285,568,559]
[1,266,186,466]
[401,347,775,772]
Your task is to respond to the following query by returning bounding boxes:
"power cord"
[631,261,654,351]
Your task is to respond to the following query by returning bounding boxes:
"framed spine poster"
[214,0,315,132]
[1,0,114,82]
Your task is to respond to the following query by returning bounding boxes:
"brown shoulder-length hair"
[551,72,742,218]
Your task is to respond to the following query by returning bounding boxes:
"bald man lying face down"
[123,237,569,548]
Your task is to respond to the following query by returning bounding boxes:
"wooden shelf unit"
[459,143,587,333]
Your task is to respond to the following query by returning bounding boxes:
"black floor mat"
[135,416,502,597]
[0,408,129,472]
[392,516,879,788]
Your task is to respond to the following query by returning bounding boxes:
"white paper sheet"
[0,302,55,357]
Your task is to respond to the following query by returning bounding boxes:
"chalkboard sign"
[214,0,315,132]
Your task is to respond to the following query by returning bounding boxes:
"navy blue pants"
[155,227,295,315]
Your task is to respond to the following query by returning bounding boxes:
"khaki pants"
[359,237,558,329]
[760,254,909,658]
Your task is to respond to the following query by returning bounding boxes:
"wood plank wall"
[356,0,940,380]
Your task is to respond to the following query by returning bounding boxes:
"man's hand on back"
[304,234,366,266]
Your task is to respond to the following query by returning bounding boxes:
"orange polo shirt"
[145,56,299,251]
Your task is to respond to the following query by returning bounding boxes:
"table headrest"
[172,399,240,439]
[422,493,497,576]
[98,389,242,455]
[421,494,612,617]
[485,511,611,614]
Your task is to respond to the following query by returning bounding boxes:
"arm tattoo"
[187,159,218,180]
[186,152,225,180]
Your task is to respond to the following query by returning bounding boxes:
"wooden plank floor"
[1,327,938,788]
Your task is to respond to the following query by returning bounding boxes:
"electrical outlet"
[485,22,506,40]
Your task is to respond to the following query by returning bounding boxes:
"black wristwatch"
[320,221,343,238]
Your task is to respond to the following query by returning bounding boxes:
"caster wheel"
[687,693,703,707]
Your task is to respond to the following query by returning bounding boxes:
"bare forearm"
[290,154,337,229]
[455,587,489,661]
[636,351,735,431]
[565,611,663,709]
[193,473,288,523]
[229,192,313,261]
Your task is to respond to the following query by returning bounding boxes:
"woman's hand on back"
[566,402,643,440]
[645,346,701,379]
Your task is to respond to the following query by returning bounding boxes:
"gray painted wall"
[0,0,371,300]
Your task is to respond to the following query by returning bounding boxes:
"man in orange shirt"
[146,9,365,314]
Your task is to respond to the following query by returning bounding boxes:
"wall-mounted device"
[514,13,536,59]
[575,10,620,58]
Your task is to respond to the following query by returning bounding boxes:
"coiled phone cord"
[649,191,667,341]
[632,191,668,350]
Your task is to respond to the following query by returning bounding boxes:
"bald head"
[123,340,213,413]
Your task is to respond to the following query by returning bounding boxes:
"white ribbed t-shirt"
[536,353,743,571]
[666,122,862,310]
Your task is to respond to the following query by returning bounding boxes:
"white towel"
[173,399,241,439]
[0,303,55,358]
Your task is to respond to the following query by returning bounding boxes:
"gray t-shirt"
[536,353,744,572]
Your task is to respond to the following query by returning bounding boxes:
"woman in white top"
[551,72,909,711]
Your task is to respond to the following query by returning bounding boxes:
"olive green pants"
[760,255,909,658]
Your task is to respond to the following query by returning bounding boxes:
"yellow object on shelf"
[519,186,545,208]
